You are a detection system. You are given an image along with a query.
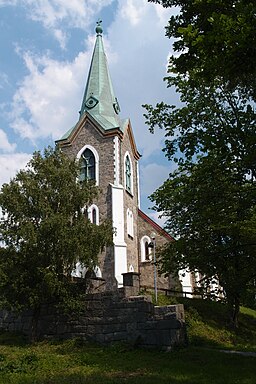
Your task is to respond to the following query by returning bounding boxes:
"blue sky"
[0,0,178,224]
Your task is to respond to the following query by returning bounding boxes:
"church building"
[56,22,178,292]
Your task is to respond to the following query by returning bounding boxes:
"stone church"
[56,22,178,292]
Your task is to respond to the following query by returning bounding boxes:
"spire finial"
[96,19,103,35]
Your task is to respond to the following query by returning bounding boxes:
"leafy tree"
[151,152,256,326]
[0,147,113,338]
[145,0,256,325]
[144,76,256,325]
[149,0,256,99]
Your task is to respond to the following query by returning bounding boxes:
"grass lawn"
[175,297,256,352]
[0,298,255,384]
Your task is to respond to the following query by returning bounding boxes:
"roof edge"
[138,209,174,241]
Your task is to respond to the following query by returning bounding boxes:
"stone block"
[142,330,159,345]
[156,319,179,330]
[112,331,127,341]
[102,323,126,334]
[137,320,157,330]
[126,322,137,333]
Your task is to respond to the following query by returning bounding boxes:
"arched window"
[127,208,134,238]
[87,204,99,225]
[140,236,152,262]
[124,152,133,194]
[125,156,131,192]
[80,148,95,181]
[77,145,99,185]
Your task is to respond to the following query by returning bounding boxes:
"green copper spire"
[80,21,121,130]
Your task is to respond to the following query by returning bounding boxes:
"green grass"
[0,336,255,384]
[0,298,255,384]
[157,294,256,352]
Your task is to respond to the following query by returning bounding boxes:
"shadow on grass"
[1,346,255,384]
[176,298,256,351]
[0,330,29,347]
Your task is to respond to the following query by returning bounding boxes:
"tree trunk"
[31,306,41,342]
[228,296,240,328]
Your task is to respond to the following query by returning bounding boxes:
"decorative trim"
[136,161,140,209]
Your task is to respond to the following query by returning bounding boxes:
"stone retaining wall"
[0,291,186,350]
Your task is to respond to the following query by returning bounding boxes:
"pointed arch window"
[77,145,99,185]
[80,148,95,181]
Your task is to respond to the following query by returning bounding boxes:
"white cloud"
[120,0,146,26]
[108,0,175,158]
[148,211,168,228]
[9,48,92,142]
[0,152,31,186]
[0,72,9,89]
[0,129,16,152]
[140,162,170,198]
[20,0,114,48]
[0,0,17,5]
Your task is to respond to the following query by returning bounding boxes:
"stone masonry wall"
[0,291,186,351]
[137,212,179,291]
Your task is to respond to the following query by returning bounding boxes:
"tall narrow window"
[125,155,131,193]
[92,208,97,224]
[145,241,150,260]
[127,208,134,238]
[80,148,95,181]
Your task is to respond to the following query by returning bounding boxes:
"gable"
[138,209,174,242]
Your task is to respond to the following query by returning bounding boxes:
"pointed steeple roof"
[79,20,121,130]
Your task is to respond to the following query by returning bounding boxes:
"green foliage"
[145,83,256,323]
[148,0,256,99]
[144,1,256,325]
[0,147,113,316]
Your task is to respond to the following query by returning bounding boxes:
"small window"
[87,204,99,225]
[140,236,152,262]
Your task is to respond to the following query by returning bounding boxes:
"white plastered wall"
[111,183,127,287]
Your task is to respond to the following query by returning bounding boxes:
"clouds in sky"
[0,0,176,221]
[10,50,91,141]
[0,129,16,153]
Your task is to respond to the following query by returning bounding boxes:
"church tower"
[56,21,141,288]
